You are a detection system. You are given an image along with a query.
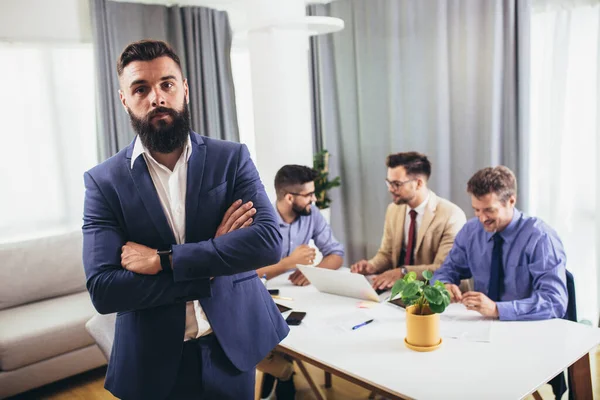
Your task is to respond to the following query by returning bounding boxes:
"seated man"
[257,164,344,286]
[433,166,567,320]
[256,165,344,399]
[351,152,466,290]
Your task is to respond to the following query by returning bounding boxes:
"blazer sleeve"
[82,172,211,315]
[171,144,283,282]
[407,206,467,279]
[368,204,396,273]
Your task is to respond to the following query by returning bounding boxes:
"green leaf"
[390,280,406,300]
[403,295,420,305]
[423,286,443,305]
[422,270,433,280]
[434,280,446,289]
[414,280,424,288]
[442,292,451,307]
[404,271,417,283]
[402,282,419,298]
[429,301,446,314]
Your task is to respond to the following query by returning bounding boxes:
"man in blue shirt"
[256,164,344,286]
[256,165,344,399]
[433,166,567,320]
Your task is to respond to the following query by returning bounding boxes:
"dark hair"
[467,166,517,203]
[386,152,432,180]
[117,40,182,77]
[274,165,319,200]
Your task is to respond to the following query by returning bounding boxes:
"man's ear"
[119,90,129,114]
[508,195,517,207]
[415,177,424,190]
[183,78,189,104]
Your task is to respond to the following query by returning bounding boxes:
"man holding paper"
[432,166,568,320]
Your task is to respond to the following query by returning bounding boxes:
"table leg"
[569,352,593,399]
[324,371,332,388]
[296,359,326,400]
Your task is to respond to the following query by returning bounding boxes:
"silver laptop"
[297,265,381,302]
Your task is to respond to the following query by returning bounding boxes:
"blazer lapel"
[128,153,176,245]
[393,204,407,265]
[185,132,207,241]
[415,192,438,254]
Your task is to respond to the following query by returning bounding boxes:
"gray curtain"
[90,0,239,160]
[308,0,530,263]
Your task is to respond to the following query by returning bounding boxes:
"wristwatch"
[400,266,408,276]
[157,247,173,272]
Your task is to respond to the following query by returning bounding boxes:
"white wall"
[0,0,92,43]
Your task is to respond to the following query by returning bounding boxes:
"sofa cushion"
[0,291,97,371]
[0,230,86,310]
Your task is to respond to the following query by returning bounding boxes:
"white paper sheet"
[439,304,493,342]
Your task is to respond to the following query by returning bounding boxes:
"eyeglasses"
[385,178,415,191]
[288,191,316,199]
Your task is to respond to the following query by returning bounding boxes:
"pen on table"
[352,319,374,330]
[271,295,293,301]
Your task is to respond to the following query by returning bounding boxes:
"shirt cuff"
[496,301,517,321]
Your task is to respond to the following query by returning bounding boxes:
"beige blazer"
[369,190,467,279]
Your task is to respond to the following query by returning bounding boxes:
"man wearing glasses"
[351,152,466,290]
[256,164,344,286]
[256,165,344,399]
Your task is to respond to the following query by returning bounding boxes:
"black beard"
[292,203,312,216]
[129,103,190,153]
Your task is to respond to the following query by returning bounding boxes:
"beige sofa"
[0,231,106,399]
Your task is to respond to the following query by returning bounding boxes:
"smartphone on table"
[285,311,307,326]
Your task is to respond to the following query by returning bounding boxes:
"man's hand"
[215,199,256,238]
[444,283,463,303]
[461,291,499,318]
[121,241,161,275]
[371,268,403,290]
[288,245,316,266]
[288,269,310,286]
[350,260,377,275]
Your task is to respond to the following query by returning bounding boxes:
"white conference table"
[267,272,600,400]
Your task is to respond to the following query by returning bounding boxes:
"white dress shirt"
[131,136,212,340]
[403,192,430,248]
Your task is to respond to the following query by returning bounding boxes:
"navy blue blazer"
[82,132,289,400]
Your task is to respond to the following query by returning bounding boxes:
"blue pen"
[351,319,374,330]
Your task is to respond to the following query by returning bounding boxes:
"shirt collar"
[486,208,522,244]
[130,134,193,169]
[274,202,287,227]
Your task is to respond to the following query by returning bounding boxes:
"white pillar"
[244,0,314,201]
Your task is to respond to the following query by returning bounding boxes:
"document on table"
[439,304,493,342]
[309,310,376,334]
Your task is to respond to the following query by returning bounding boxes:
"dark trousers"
[166,334,255,400]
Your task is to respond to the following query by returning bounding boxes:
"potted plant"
[390,270,451,352]
[313,150,341,211]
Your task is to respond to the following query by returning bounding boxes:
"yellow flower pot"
[405,305,442,352]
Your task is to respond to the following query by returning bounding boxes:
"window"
[529,1,600,323]
[0,43,97,242]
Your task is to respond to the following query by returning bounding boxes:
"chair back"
[85,313,117,361]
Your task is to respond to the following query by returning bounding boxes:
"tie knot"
[493,234,504,244]
[409,209,417,220]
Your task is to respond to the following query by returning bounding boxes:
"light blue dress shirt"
[433,209,567,321]
[276,204,344,260]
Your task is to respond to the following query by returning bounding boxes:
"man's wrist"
[157,247,173,272]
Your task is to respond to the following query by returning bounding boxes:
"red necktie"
[404,210,418,266]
